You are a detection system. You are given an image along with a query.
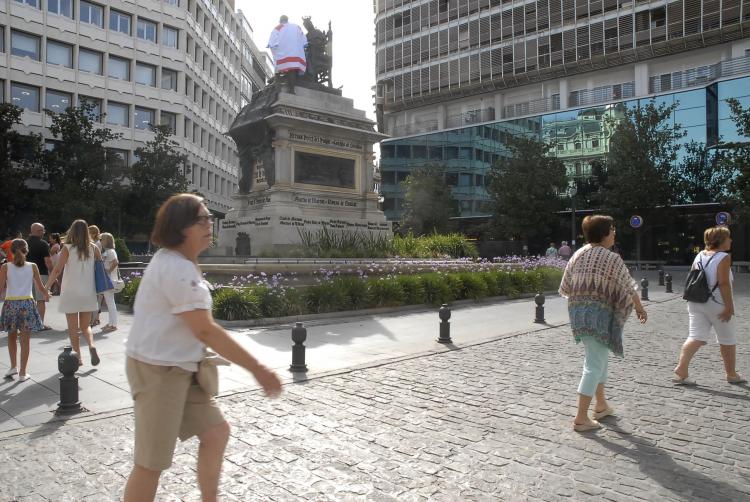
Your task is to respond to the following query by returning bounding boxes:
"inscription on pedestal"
[294,151,355,189]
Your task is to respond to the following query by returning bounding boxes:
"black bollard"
[534,293,546,324]
[658,269,665,286]
[665,273,673,293]
[56,346,81,415]
[437,304,452,344]
[289,322,308,372]
[641,278,650,301]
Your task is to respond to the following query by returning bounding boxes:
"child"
[0,239,49,381]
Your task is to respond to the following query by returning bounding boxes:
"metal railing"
[504,95,561,119]
[390,119,439,137]
[445,108,496,128]
[569,82,636,107]
[649,54,750,94]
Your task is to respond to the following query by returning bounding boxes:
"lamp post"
[569,182,577,249]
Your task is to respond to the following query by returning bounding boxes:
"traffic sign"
[629,215,643,229]
[716,211,731,226]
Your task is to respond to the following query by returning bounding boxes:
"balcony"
[390,119,439,137]
[569,82,636,107]
[445,108,495,128]
[504,95,561,119]
[649,54,750,94]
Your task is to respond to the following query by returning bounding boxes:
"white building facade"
[0,0,271,217]
[375,0,750,221]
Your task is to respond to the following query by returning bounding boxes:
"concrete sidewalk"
[0,271,677,432]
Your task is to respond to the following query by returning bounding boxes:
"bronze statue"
[302,17,333,87]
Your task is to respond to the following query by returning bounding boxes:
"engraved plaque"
[294,151,356,189]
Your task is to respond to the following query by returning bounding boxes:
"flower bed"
[117,256,566,321]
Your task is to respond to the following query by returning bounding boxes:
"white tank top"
[693,251,733,303]
[5,262,34,300]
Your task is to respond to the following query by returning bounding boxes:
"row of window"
[190,162,235,196]
[13,0,180,48]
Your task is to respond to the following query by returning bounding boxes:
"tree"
[486,134,567,246]
[719,98,750,216]
[399,164,458,235]
[38,103,122,230]
[121,125,190,236]
[600,100,683,222]
[0,104,42,233]
[672,141,731,204]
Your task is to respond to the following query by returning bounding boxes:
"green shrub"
[481,271,500,297]
[305,280,348,313]
[443,274,464,301]
[367,277,405,307]
[281,287,308,316]
[117,276,141,307]
[115,238,132,262]
[395,275,424,305]
[420,273,452,306]
[253,286,289,318]
[212,288,261,321]
[540,267,564,290]
[336,276,370,310]
[457,272,489,300]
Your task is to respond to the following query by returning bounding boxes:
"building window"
[47,0,72,18]
[109,10,131,35]
[13,0,39,8]
[46,39,73,67]
[164,0,179,5]
[79,48,103,74]
[106,148,129,171]
[163,26,178,49]
[0,27,4,53]
[108,55,130,80]
[107,101,129,126]
[160,111,176,133]
[134,106,155,129]
[0,80,4,102]
[11,31,40,61]
[137,18,157,43]
[79,1,104,28]
[11,82,40,111]
[79,96,101,120]
[135,62,156,86]
[161,68,178,91]
[45,89,72,113]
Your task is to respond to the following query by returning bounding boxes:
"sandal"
[728,373,747,384]
[573,420,602,432]
[100,325,118,333]
[90,348,100,367]
[592,406,615,420]
[672,374,697,386]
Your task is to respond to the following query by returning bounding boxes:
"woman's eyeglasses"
[194,215,215,225]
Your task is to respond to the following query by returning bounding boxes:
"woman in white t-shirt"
[673,226,745,385]
[123,194,282,502]
[98,233,119,333]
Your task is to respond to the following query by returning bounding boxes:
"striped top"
[558,245,638,356]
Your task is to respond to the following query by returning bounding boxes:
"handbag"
[94,259,114,293]
[112,269,125,293]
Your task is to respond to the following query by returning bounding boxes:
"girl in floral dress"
[0,239,49,381]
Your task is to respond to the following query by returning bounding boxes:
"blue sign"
[716,212,731,226]
[629,215,643,229]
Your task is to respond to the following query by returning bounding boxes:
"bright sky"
[237,1,377,120]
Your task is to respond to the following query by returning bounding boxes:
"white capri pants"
[687,300,736,345]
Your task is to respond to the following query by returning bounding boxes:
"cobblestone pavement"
[1,289,749,501]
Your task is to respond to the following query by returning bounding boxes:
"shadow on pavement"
[591,422,742,501]
[688,384,750,401]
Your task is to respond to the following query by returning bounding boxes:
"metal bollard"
[641,278,649,301]
[289,322,308,372]
[658,269,665,286]
[56,346,81,415]
[437,304,452,344]
[665,273,673,293]
[534,293,546,324]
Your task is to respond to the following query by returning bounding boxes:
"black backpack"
[683,254,718,303]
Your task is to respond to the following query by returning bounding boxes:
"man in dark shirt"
[27,222,53,329]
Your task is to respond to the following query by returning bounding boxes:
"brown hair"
[582,215,615,244]
[704,226,731,250]
[10,239,27,267]
[100,232,115,250]
[65,220,91,260]
[88,225,100,241]
[151,193,205,248]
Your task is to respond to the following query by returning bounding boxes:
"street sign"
[716,211,731,226]
[629,215,643,229]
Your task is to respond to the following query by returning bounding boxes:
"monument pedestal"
[219,84,390,256]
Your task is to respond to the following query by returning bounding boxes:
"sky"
[237,1,377,121]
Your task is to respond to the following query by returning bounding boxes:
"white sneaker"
[4,367,18,378]
[18,373,31,382]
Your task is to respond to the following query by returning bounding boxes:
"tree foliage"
[672,141,732,204]
[0,104,41,233]
[121,125,190,236]
[720,98,750,216]
[486,134,567,245]
[399,164,458,236]
[601,100,683,221]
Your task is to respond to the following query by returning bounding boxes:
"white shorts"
[687,300,736,345]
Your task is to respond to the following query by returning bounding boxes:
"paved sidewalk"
[1,273,748,500]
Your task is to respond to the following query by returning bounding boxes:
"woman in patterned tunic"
[559,215,648,432]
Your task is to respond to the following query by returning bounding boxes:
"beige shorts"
[126,357,225,471]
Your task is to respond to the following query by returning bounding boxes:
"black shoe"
[90,347,100,366]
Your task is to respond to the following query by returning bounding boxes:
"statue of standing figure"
[302,17,333,87]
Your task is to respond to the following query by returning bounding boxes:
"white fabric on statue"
[267,21,307,73]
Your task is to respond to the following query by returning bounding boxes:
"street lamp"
[569,182,577,249]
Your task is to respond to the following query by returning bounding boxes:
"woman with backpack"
[673,226,745,385]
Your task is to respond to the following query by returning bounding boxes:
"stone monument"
[218,18,390,256]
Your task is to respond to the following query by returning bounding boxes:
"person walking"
[45,220,101,367]
[99,232,119,333]
[49,233,63,295]
[1,231,22,264]
[673,226,746,385]
[0,239,49,381]
[88,225,103,327]
[123,194,282,502]
[559,215,648,432]
[26,223,53,330]
[558,241,572,261]
[545,242,558,257]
